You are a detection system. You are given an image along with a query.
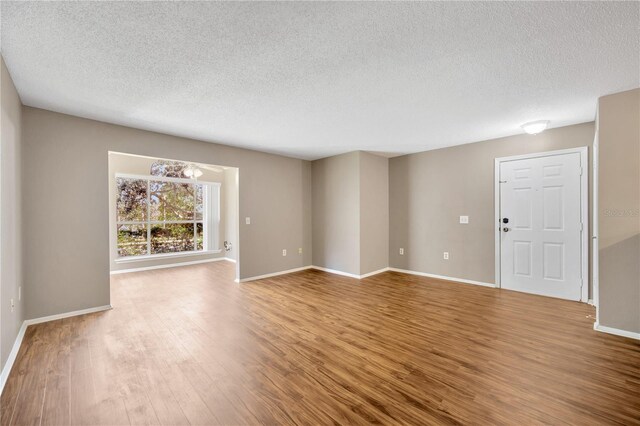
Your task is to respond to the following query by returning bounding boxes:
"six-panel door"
[500,152,582,301]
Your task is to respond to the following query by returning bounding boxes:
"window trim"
[115,173,221,260]
[114,249,222,264]
[116,173,217,186]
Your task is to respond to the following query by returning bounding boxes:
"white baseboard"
[0,304,112,396]
[310,266,361,279]
[0,321,28,395]
[594,322,640,340]
[360,267,390,278]
[224,257,237,263]
[388,268,496,288]
[110,257,228,275]
[240,265,390,282]
[25,305,112,326]
[239,266,313,282]
[310,266,390,279]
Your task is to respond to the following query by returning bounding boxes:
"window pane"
[150,160,189,178]
[195,185,204,221]
[150,181,195,221]
[117,224,147,257]
[151,223,195,254]
[116,178,147,222]
[196,222,204,251]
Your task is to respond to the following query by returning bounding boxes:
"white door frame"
[494,146,589,302]
[592,116,599,317]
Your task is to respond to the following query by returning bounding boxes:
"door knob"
[503,227,510,232]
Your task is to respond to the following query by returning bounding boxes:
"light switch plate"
[399,248,404,255]
[245,217,251,225]
[459,215,469,224]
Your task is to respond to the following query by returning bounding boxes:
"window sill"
[115,250,222,264]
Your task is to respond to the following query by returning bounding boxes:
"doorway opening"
[107,152,240,286]
[494,147,588,301]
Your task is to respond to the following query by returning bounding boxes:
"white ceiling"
[1,2,638,160]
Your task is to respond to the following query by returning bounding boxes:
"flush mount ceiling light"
[184,164,203,179]
[521,120,549,135]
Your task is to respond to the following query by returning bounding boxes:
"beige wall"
[359,152,389,275]
[108,153,238,272]
[1,58,24,372]
[223,167,239,262]
[22,107,312,319]
[312,151,360,275]
[311,151,389,276]
[597,88,640,333]
[389,122,595,288]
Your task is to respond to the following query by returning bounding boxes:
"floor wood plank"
[2,261,639,425]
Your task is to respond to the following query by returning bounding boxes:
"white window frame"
[115,173,221,263]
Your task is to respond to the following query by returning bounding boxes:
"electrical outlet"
[399,248,404,255]
[443,252,449,260]
[298,248,303,254]
[459,215,469,224]
[245,217,251,225]
[282,249,287,256]
[10,298,14,313]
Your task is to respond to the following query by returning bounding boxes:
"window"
[149,160,191,178]
[116,173,220,259]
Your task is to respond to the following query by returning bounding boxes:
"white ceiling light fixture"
[184,164,203,180]
[521,120,550,135]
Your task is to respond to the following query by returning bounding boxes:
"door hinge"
[579,167,583,176]
[580,223,584,231]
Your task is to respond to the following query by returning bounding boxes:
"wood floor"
[1,261,639,425]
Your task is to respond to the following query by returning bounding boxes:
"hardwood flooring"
[1,261,639,425]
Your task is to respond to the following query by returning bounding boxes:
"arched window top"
[149,160,189,178]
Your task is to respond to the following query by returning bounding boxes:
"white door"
[499,152,583,300]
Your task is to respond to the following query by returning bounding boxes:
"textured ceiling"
[1,2,639,160]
